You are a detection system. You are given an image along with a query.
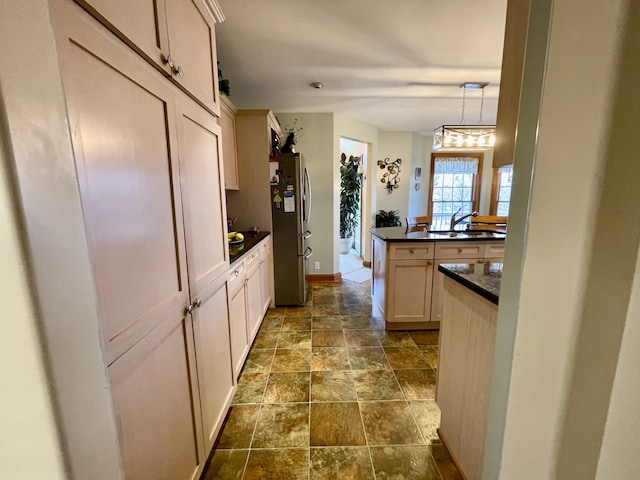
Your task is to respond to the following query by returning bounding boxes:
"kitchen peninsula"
[369,226,505,329]
[435,262,502,480]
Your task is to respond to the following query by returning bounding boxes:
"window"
[428,153,483,230]
[491,165,513,216]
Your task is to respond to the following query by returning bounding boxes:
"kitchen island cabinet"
[436,262,502,480]
[370,227,505,329]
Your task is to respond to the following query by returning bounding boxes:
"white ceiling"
[215,0,508,136]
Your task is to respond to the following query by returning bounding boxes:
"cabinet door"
[51,0,189,363]
[74,0,171,74]
[246,260,262,342]
[176,95,229,293]
[259,241,272,313]
[165,0,220,114]
[192,275,234,452]
[220,95,239,190]
[108,313,204,480]
[387,259,434,324]
[228,278,249,379]
[371,236,387,314]
[431,258,485,323]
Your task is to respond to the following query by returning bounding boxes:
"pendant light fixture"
[432,82,496,151]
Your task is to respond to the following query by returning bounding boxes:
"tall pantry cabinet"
[49,0,230,479]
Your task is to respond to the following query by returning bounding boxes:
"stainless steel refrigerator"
[270,152,312,305]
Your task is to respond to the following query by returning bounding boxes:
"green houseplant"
[339,153,362,253]
[375,209,402,228]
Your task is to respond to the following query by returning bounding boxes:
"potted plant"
[375,209,402,228]
[339,153,362,254]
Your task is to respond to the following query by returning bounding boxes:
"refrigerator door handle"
[302,230,312,239]
[299,246,313,259]
[303,166,311,222]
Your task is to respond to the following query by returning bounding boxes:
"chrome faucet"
[449,208,478,231]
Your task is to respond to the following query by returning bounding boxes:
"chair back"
[406,216,430,233]
[470,215,507,232]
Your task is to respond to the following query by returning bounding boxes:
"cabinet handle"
[173,65,184,78]
[195,298,202,308]
[186,303,194,315]
[162,54,174,68]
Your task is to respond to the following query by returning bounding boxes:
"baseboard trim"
[307,273,342,282]
[362,260,371,268]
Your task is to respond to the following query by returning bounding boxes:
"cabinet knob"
[427,260,433,266]
[195,298,202,308]
[186,303,194,315]
[173,65,184,78]
[409,249,414,254]
[162,54,174,68]
[458,248,463,254]
[234,270,240,277]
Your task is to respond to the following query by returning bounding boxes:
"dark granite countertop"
[437,262,503,305]
[229,231,270,265]
[369,226,506,242]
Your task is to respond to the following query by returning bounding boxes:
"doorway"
[339,137,371,282]
[339,137,368,256]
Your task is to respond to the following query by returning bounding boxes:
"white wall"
[376,131,412,223]
[340,137,369,255]
[483,0,639,478]
[276,113,334,275]
[334,114,379,267]
[0,113,67,480]
[407,134,431,218]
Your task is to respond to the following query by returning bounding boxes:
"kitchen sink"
[427,230,506,239]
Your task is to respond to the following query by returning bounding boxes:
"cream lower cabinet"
[245,249,263,341]
[108,313,204,480]
[191,274,234,453]
[227,237,272,379]
[259,237,273,312]
[228,261,249,379]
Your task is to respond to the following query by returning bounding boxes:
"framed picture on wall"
[415,167,422,180]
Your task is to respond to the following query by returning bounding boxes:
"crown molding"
[202,0,225,23]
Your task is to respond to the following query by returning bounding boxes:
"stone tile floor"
[203,279,462,480]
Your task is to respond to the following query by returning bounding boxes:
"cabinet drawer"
[245,247,261,270]
[390,243,434,260]
[485,243,506,259]
[227,261,245,293]
[435,242,484,259]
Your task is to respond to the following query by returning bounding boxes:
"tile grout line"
[239,316,283,479]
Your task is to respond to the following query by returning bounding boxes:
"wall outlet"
[314,261,320,270]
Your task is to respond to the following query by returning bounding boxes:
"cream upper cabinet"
[176,94,229,292]
[74,0,221,115]
[52,0,190,364]
[220,95,239,190]
[165,0,220,115]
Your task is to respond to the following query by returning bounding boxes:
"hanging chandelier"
[432,82,496,151]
